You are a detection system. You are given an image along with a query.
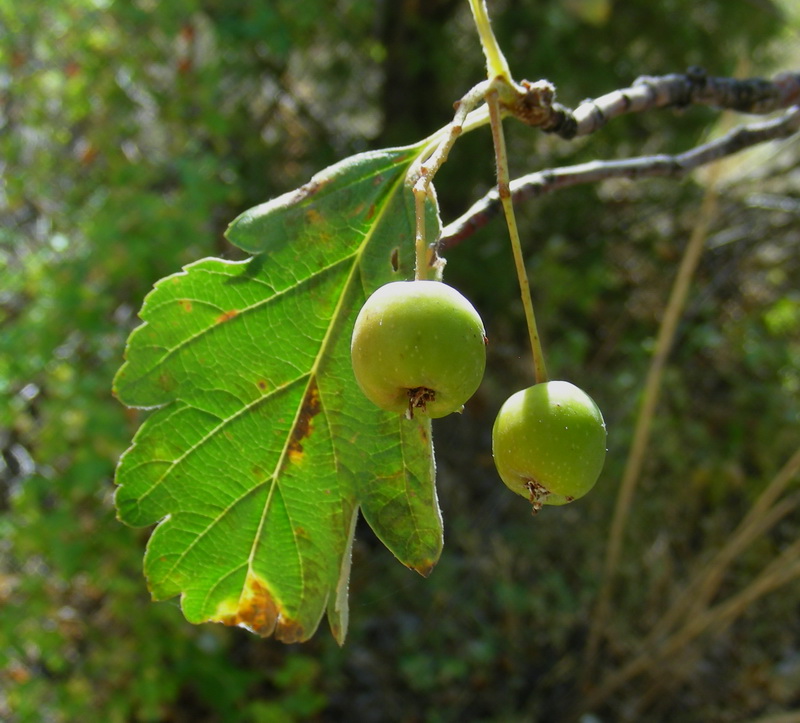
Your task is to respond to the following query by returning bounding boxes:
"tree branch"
[505,69,800,139]
[440,105,800,249]
[568,68,800,136]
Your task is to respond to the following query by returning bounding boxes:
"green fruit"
[350,280,487,418]
[492,380,607,511]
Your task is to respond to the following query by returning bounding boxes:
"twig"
[440,106,800,248]
[568,69,800,136]
[502,68,800,139]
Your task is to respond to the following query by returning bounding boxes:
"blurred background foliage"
[1,0,799,720]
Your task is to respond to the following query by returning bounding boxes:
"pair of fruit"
[350,280,606,509]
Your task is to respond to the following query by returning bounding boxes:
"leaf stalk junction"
[406,0,549,384]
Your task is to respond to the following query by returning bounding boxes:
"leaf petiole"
[408,81,491,281]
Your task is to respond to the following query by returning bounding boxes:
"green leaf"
[113,146,444,644]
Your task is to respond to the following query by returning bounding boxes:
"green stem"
[414,188,429,281]
[486,88,548,384]
[408,81,490,282]
[467,0,512,82]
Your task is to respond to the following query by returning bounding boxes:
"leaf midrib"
[241,158,415,614]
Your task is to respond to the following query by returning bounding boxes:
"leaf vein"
[241,163,410,610]
[129,374,310,515]
[137,253,359,381]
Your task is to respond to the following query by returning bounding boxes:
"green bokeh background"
[2,1,799,720]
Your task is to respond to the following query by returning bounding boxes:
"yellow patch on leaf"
[212,571,306,642]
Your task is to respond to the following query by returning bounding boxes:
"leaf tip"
[411,559,437,578]
[329,620,348,647]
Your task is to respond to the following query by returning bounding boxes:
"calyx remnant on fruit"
[350,280,487,419]
[492,380,607,511]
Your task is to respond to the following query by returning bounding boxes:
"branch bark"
[505,69,800,139]
[440,104,800,249]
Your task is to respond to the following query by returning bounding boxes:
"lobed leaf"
[114,146,444,643]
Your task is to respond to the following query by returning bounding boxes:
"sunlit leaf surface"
[114,147,443,643]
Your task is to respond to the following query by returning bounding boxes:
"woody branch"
[507,68,800,138]
[440,69,800,249]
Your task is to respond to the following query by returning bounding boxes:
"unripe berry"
[350,281,487,418]
[492,380,606,511]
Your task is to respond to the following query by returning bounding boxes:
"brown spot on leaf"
[274,617,306,644]
[305,208,324,228]
[287,379,322,463]
[256,379,268,391]
[214,572,308,642]
[158,371,175,393]
[215,309,239,324]
[180,299,192,312]
[217,574,279,637]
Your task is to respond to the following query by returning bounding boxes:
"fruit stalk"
[486,88,548,384]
